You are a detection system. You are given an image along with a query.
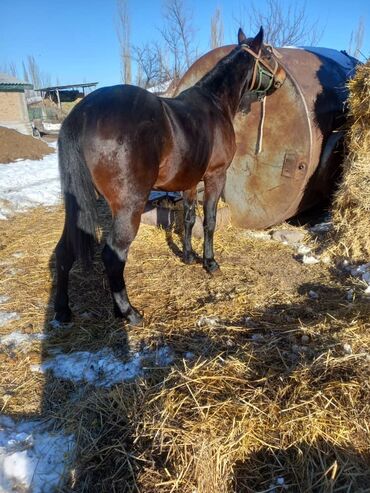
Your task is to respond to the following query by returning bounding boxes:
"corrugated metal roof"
[0,73,33,88]
[36,82,98,91]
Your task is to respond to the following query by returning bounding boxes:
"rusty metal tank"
[173,46,358,229]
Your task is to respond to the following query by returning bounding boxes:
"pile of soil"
[0,126,54,164]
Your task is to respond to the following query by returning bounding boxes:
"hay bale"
[331,60,370,260]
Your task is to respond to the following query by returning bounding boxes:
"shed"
[0,73,33,135]
[36,82,98,108]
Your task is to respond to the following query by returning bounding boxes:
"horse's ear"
[249,26,264,53]
[238,28,248,45]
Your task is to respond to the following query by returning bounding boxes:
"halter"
[241,43,282,96]
[240,43,283,154]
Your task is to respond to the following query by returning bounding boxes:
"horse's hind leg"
[183,186,197,264]
[54,227,75,323]
[202,170,227,273]
[102,203,144,325]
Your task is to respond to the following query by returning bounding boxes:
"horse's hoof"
[209,267,222,277]
[127,309,144,327]
[54,308,72,324]
[203,259,221,275]
[114,305,143,326]
[183,252,197,265]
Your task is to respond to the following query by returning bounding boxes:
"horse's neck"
[196,51,251,118]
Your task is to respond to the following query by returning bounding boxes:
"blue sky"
[0,0,369,88]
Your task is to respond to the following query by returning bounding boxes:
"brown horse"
[54,27,286,325]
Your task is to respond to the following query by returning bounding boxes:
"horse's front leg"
[182,186,197,264]
[202,171,227,274]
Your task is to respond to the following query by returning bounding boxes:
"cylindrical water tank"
[173,46,357,229]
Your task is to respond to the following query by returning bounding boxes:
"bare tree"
[235,0,323,47]
[0,61,18,77]
[160,0,196,80]
[117,0,132,84]
[22,61,29,82]
[210,7,224,49]
[25,55,51,88]
[349,17,365,58]
[133,42,171,89]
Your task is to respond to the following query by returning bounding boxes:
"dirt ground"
[0,126,54,163]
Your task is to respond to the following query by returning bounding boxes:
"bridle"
[240,43,284,154]
[241,43,283,96]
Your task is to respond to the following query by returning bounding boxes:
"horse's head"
[237,27,286,98]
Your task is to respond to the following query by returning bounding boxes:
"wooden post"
[56,89,61,109]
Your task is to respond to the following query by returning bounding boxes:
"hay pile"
[0,205,369,492]
[331,60,370,261]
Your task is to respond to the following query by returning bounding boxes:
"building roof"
[0,73,33,89]
[36,82,98,91]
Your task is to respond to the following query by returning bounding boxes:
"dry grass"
[0,204,369,492]
[330,60,370,261]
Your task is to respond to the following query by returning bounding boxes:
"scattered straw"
[0,204,369,492]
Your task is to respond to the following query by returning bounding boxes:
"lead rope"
[257,95,266,154]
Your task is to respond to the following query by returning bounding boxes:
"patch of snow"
[346,289,354,302]
[301,335,310,344]
[152,346,174,366]
[197,316,219,327]
[42,122,61,133]
[251,333,264,342]
[0,150,60,219]
[49,319,73,330]
[271,230,305,245]
[343,343,352,355]
[0,312,19,327]
[0,331,46,350]
[297,244,311,255]
[31,346,174,387]
[0,296,10,304]
[302,47,358,75]
[147,79,173,94]
[310,222,332,233]
[308,290,319,300]
[244,230,271,241]
[350,263,370,285]
[0,416,74,493]
[302,254,319,265]
[284,46,358,75]
[11,252,24,258]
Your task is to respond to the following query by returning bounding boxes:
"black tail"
[58,123,98,266]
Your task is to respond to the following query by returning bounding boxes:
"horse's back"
[59,85,169,210]
[64,84,165,140]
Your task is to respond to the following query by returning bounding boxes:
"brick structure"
[0,73,33,135]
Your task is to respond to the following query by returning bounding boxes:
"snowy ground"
[31,346,174,387]
[0,416,74,493]
[0,142,60,220]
